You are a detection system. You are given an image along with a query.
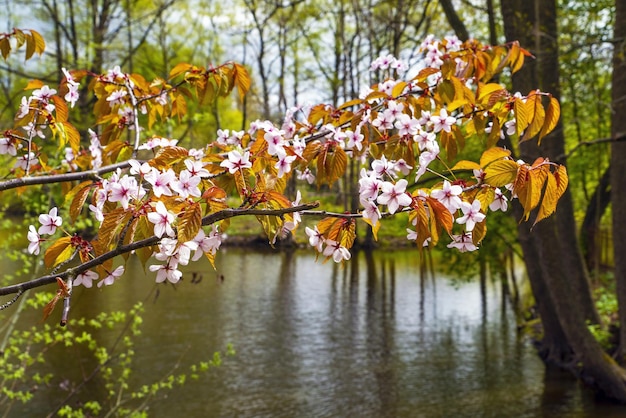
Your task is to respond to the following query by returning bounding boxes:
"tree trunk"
[501,0,626,401]
[611,0,626,364]
[439,0,469,41]
[580,166,611,272]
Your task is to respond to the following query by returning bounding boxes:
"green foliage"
[587,272,619,350]
[0,301,233,417]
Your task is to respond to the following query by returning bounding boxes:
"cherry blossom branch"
[0,202,320,298]
[302,206,415,220]
[0,161,133,191]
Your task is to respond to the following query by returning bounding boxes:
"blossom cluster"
[305,226,351,263]
[26,207,125,288]
[13,36,547,296]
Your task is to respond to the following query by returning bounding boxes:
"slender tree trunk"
[501,0,626,401]
[611,0,626,364]
[439,0,469,41]
[580,166,611,272]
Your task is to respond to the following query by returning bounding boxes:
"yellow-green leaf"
[538,96,560,144]
[67,181,93,222]
[31,29,45,55]
[44,236,73,268]
[451,160,482,171]
[178,203,202,244]
[25,34,35,60]
[58,122,80,153]
[480,147,511,168]
[534,171,558,226]
[484,159,519,187]
[515,166,546,220]
[169,62,194,80]
[151,145,189,169]
[554,164,568,201]
[361,215,381,241]
[391,81,407,98]
[522,92,546,141]
[514,97,530,136]
[474,187,495,213]
[233,63,251,102]
[0,37,10,60]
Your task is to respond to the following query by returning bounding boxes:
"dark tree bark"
[611,0,626,364]
[439,0,470,41]
[580,166,611,272]
[501,0,626,401]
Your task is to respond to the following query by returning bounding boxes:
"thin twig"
[0,289,24,311]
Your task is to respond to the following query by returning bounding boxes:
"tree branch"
[0,161,133,191]
[559,132,626,162]
[0,202,320,298]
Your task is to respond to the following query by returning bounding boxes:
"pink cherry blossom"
[17,96,31,119]
[297,168,316,185]
[447,232,478,252]
[372,109,395,130]
[184,159,210,178]
[282,191,302,232]
[415,150,438,181]
[38,207,62,235]
[456,200,486,232]
[216,129,230,145]
[149,259,182,284]
[394,159,413,176]
[97,266,125,287]
[106,89,127,107]
[147,201,175,238]
[264,129,286,155]
[394,113,420,137]
[371,155,395,179]
[346,129,364,151]
[171,169,201,198]
[27,225,42,255]
[275,152,297,178]
[128,159,154,176]
[361,198,382,226]
[65,84,79,108]
[22,122,45,139]
[358,169,382,200]
[305,226,325,252]
[32,85,57,101]
[414,129,437,151]
[192,226,222,260]
[0,137,17,156]
[108,175,143,209]
[74,270,99,288]
[489,188,508,212]
[323,239,351,262]
[431,109,456,133]
[220,150,252,174]
[145,168,176,197]
[430,180,463,213]
[377,179,413,214]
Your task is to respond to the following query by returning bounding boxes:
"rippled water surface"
[9,248,626,417]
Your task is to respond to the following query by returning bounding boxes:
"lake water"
[5,248,626,417]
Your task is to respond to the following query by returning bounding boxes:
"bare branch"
[559,132,626,162]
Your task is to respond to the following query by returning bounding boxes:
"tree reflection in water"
[7,248,626,417]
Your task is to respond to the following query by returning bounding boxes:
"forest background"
[1,0,626,413]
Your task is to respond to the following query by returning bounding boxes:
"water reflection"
[6,248,626,417]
